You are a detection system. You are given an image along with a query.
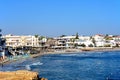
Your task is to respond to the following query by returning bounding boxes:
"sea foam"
[31,62,43,66]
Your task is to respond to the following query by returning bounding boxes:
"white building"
[4,34,41,48]
[62,36,76,48]
[93,34,105,47]
[93,34,105,42]
[74,40,94,47]
[53,37,66,49]
[55,35,93,48]
[79,36,90,41]
[113,36,120,46]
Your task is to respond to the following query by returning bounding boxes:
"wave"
[25,65,31,70]
[31,62,43,66]
[24,62,43,71]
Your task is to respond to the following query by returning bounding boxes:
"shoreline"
[1,47,120,80]
[1,47,120,65]
[31,47,120,58]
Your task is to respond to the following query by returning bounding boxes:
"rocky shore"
[0,70,47,80]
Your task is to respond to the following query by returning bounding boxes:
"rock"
[0,70,47,80]
[40,78,48,80]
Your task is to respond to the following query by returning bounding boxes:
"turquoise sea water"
[0,51,120,80]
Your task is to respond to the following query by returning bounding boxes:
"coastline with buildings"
[1,0,120,79]
[1,32,120,80]
[3,34,120,50]
[1,33,120,62]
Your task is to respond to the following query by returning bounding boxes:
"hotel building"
[4,34,41,48]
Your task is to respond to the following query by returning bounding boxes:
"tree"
[104,34,113,40]
[92,38,96,47]
[70,38,75,42]
[105,34,109,38]
[38,36,46,49]
[0,29,2,32]
[74,43,78,48]
[80,44,86,47]
[38,36,45,41]
[115,44,119,47]
[88,44,93,47]
[34,34,39,38]
[60,35,66,37]
[75,32,79,39]
[90,36,92,40]
[1,38,6,45]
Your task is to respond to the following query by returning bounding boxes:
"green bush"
[88,44,93,47]
[80,44,86,47]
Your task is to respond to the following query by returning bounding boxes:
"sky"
[0,0,120,37]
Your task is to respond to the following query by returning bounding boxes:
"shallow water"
[0,51,120,80]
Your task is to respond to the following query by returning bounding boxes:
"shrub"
[80,44,86,47]
[88,44,93,47]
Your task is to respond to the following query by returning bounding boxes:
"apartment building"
[4,34,40,48]
[54,35,93,48]
[53,37,66,49]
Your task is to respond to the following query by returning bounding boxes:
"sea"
[0,51,120,80]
